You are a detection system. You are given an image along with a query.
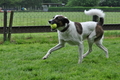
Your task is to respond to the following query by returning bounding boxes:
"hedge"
[48,7,120,12]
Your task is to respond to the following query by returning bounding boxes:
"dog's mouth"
[48,20,58,30]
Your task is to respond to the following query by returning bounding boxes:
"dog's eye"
[55,17,59,19]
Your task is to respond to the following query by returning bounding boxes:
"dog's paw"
[78,60,82,64]
[82,55,86,58]
[42,56,47,60]
[106,55,109,58]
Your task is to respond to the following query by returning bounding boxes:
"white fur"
[84,9,105,18]
[42,9,108,64]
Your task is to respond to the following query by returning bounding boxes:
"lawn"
[0,31,120,80]
[0,12,120,27]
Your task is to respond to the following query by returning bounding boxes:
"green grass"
[0,12,120,27]
[0,31,120,80]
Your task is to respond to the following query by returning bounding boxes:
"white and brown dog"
[42,9,109,64]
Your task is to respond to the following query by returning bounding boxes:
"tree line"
[0,0,120,9]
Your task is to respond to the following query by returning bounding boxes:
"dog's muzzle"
[48,20,52,24]
[48,20,55,24]
[48,20,57,31]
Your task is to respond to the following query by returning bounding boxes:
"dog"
[42,9,109,64]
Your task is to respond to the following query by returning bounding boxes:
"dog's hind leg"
[83,38,94,58]
[83,31,96,58]
[95,39,109,58]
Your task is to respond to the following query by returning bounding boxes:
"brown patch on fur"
[94,24,104,41]
[74,22,82,34]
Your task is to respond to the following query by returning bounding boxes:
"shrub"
[48,7,120,12]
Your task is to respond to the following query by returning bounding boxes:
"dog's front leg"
[78,42,84,64]
[42,43,64,60]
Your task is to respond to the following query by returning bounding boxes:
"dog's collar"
[60,24,69,32]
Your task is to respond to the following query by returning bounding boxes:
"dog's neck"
[60,24,69,32]
[57,23,69,32]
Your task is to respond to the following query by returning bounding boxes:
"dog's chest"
[59,32,79,45]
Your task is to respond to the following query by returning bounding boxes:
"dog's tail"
[84,9,105,25]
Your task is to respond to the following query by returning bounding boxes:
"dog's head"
[48,15,69,30]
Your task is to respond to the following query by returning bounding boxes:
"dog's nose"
[48,20,52,24]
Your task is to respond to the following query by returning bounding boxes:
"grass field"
[0,31,120,80]
[0,12,120,27]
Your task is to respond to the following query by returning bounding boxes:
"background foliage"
[0,0,120,9]
[66,0,100,7]
[100,0,120,7]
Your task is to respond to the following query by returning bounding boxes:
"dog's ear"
[63,18,69,24]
